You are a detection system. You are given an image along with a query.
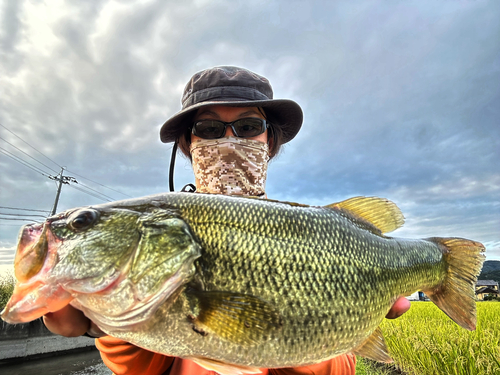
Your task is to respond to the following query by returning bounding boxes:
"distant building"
[476,280,499,300]
[406,291,427,301]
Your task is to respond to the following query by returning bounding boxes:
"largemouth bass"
[1,193,485,374]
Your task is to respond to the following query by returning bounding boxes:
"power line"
[66,184,112,202]
[77,182,116,201]
[49,170,117,202]
[0,122,62,169]
[0,206,50,213]
[0,216,38,222]
[0,146,51,175]
[0,212,47,218]
[1,122,129,205]
[65,169,133,198]
[0,135,59,174]
[0,147,51,177]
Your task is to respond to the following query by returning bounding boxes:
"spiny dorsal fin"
[352,326,393,363]
[326,196,405,234]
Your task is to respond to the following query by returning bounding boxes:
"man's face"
[191,105,268,144]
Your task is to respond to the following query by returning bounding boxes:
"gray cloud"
[1,0,499,263]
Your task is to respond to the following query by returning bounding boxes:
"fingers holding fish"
[43,305,90,337]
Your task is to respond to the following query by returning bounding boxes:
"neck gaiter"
[190,136,269,196]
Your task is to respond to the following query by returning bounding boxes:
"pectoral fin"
[186,290,282,346]
[190,356,262,375]
[352,327,393,363]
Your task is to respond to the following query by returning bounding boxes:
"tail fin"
[425,237,485,330]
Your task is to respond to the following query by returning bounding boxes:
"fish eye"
[68,209,99,231]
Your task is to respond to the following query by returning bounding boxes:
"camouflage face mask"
[190,136,270,197]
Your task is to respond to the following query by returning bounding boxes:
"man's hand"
[386,297,411,319]
[43,305,105,337]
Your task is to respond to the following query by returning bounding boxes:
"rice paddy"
[357,301,500,375]
[0,271,15,311]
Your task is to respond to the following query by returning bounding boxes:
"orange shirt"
[96,336,356,375]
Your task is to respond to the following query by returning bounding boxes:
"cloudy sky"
[1,0,499,271]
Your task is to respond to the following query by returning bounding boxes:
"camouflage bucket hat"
[159,66,303,144]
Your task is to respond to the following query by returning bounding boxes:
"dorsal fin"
[325,196,405,234]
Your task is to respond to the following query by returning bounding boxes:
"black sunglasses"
[191,118,268,139]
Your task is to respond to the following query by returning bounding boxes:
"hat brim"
[160,99,303,144]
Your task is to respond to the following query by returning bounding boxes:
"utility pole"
[49,167,77,215]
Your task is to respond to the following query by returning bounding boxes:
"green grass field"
[357,301,500,375]
[0,271,15,311]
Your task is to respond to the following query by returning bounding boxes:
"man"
[44,66,410,374]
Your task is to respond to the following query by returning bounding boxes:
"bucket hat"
[160,66,303,144]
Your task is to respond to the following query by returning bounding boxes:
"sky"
[0,0,499,273]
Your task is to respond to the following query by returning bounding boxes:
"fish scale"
[1,192,485,374]
[156,196,422,364]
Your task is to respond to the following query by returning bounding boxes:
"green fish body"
[1,193,485,374]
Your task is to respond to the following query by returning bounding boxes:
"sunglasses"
[191,118,268,139]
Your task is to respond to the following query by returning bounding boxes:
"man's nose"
[224,127,235,137]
